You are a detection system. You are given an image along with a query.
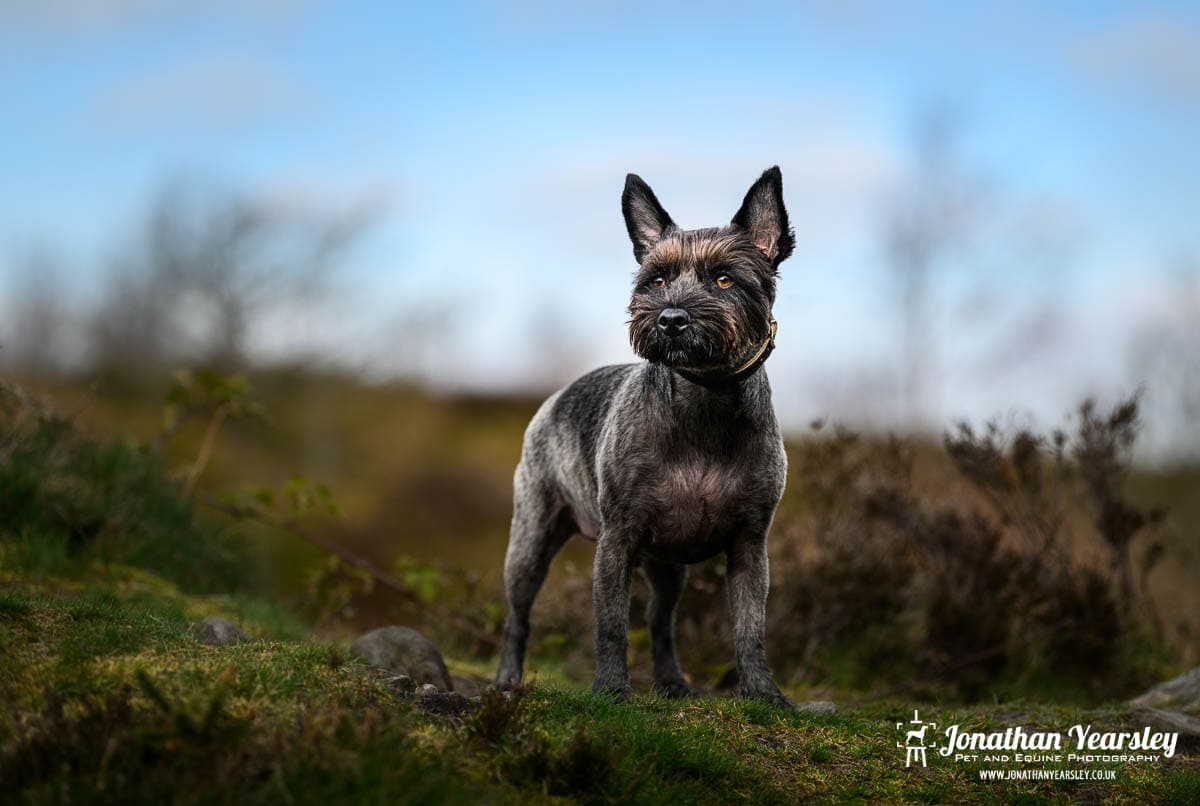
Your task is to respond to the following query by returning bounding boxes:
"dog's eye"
[650,277,666,289]
[715,275,733,289]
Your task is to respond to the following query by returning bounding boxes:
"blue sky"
[2,1,1199,449]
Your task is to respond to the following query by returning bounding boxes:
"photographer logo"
[895,709,1178,770]
[896,710,937,768]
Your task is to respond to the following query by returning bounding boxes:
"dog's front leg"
[592,536,634,699]
[726,535,794,709]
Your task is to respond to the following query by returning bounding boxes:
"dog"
[495,167,796,708]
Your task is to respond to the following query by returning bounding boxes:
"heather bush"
[528,397,1169,701]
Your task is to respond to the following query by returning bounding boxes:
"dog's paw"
[654,679,699,699]
[744,691,838,714]
[592,680,632,702]
[494,673,522,691]
[743,689,797,710]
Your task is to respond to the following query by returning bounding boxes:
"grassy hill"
[3,373,1200,803]
[5,572,1199,804]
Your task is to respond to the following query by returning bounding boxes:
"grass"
[0,571,472,805]
[2,568,1197,804]
[18,368,1200,687]
[4,375,1199,803]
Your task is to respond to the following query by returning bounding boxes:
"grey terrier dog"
[496,167,796,708]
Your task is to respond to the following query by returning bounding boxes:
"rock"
[796,701,837,715]
[1130,666,1200,712]
[348,626,454,692]
[369,672,477,715]
[370,672,417,695]
[1131,706,1200,738]
[191,616,249,647]
[451,674,486,699]
[415,690,477,717]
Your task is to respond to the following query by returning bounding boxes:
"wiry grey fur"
[496,167,797,707]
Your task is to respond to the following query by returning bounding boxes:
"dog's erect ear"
[622,174,676,263]
[731,166,795,266]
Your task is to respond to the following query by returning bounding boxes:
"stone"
[370,672,417,695]
[415,690,476,717]
[796,701,837,715]
[1130,667,1200,712]
[1131,706,1200,738]
[191,616,249,647]
[348,626,454,692]
[417,683,439,696]
[451,674,486,699]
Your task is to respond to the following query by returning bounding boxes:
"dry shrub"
[1072,399,1167,612]
[767,394,1163,699]
[502,721,618,802]
[465,682,619,801]
[764,430,918,687]
[465,681,533,746]
[502,396,1169,701]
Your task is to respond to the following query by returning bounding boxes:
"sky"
[2,1,1199,451]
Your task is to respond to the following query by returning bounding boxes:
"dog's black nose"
[657,308,691,335]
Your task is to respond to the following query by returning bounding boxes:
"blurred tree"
[0,248,69,376]
[529,294,590,389]
[89,180,375,376]
[882,106,981,425]
[1131,258,1200,461]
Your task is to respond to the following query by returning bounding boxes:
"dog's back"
[515,363,636,540]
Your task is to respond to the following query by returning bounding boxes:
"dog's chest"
[644,451,748,551]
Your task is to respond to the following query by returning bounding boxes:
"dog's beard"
[628,298,767,372]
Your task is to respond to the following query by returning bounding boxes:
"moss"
[3,575,1198,804]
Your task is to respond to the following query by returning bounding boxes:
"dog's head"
[624,167,794,373]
